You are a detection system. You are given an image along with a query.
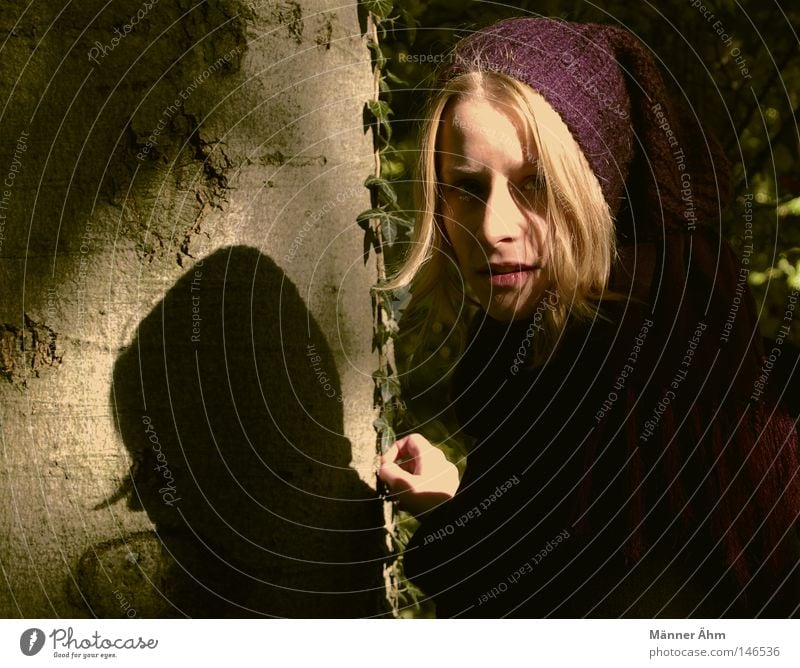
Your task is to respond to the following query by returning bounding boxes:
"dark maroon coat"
[404,225,800,617]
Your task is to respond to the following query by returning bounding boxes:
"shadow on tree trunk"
[78,246,385,617]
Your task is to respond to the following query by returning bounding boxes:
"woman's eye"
[444,180,484,202]
[522,172,546,193]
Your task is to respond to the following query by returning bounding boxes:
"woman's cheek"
[452,233,474,276]
[445,206,477,261]
[441,215,466,264]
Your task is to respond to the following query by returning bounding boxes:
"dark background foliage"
[367,0,800,616]
[380,0,800,319]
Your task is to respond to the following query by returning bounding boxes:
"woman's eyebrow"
[440,162,487,177]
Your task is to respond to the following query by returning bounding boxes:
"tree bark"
[0,0,387,617]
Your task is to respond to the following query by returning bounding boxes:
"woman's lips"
[479,264,539,287]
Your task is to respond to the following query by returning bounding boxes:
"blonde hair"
[382,70,617,367]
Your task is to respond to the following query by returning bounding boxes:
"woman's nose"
[479,180,525,246]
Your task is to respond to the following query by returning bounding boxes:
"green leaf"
[379,151,406,179]
[374,371,402,404]
[778,196,800,217]
[381,216,397,245]
[364,0,394,20]
[362,225,376,264]
[380,426,397,454]
[366,99,392,122]
[380,292,395,315]
[390,375,402,394]
[379,209,414,230]
[382,318,400,341]
[357,207,383,227]
[398,8,418,45]
[381,118,393,143]
[384,69,409,86]
[358,207,412,236]
[364,175,399,205]
[365,99,393,141]
[366,39,388,69]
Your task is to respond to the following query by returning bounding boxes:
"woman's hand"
[378,433,460,517]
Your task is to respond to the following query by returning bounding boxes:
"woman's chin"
[483,296,536,322]
[479,287,550,322]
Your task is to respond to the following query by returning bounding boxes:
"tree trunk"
[0,0,388,617]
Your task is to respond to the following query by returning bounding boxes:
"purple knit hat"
[439,17,730,227]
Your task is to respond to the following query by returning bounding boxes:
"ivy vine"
[361,0,416,457]
[361,0,425,617]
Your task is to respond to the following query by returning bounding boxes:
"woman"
[378,17,800,617]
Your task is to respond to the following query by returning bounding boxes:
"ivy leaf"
[366,99,392,123]
[380,209,413,231]
[357,207,383,228]
[398,8,418,45]
[383,318,400,340]
[371,330,383,353]
[386,285,412,321]
[382,119,393,143]
[364,174,399,205]
[362,208,411,248]
[380,292,406,325]
[380,426,397,454]
[364,99,393,141]
[366,39,387,70]
[379,151,406,179]
[362,225,376,264]
[364,0,394,20]
[374,371,402,404]
[384,69,409,86]
[381,216,397,245]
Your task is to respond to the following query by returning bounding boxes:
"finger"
[383,443,420,476]
[397,432,425,455]
[380,440,400,465]
[396,452,421,474]
[392,434,415,456]
[399,433,433,475]
[399,433,425,457]
[378,461,414,495]
[389,435,421,474]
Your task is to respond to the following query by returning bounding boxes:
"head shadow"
[103,246,384,617]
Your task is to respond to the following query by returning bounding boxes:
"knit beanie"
[439,17,731,230]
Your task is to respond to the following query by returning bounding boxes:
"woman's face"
[437,95,551,322]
